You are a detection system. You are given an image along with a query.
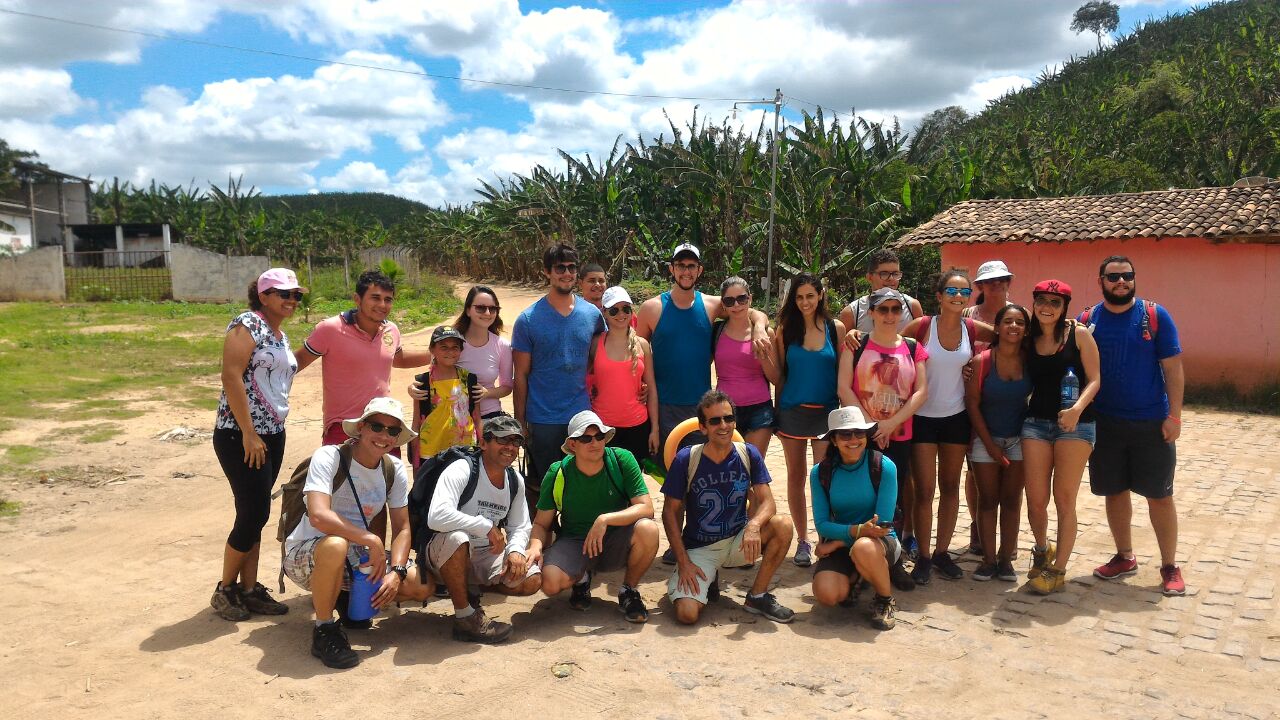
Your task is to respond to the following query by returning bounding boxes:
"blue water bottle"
[347,552,379,622]
[1060,367,1080,410]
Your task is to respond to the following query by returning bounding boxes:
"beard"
[1102,283,1135,305]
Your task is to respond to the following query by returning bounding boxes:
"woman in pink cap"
[210,267,306,621]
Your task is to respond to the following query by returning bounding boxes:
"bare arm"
[294,345,320,372]
[1160,355,1185,442]
[641,338,660,453]
[636,297,661,341]
[221,325,266,467]
[836,344,858,407]
[526,508,557,563]
[512,350,531,425]
[973,320,996,344]
[393,346,433,368]
[662,496,688,563]
[909,297,924,319]
[965,356,1000,460]
[837,304,855,334]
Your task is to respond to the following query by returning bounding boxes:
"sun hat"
[671,243,701,262]
[601,286,632,309]
[430,325,464,347]
[342,397,418,446]
[561,410,616,454]
[868,287,907,308]
[974,261,1013,283]
[821,406,877,439]
[1032,279,1073,300]
[483,414,525,440]
[257,268,307,294]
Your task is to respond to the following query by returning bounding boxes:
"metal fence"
[64,250,172,301]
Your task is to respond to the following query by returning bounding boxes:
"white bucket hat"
[821,406,877,439]
[342,397,418,447]
[974,260,1013,283]
[561,410,616,454]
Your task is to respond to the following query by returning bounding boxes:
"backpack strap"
[962,317,976,349]
[685,443,705,494]
[1079,302,1103,330]
[912,316,932,344]
[975,348,992,398]
[825,318,838,352]
[710,318,728,356]
[500,467,519,529]
[1139,298,1158,341]
[868,449,883,493]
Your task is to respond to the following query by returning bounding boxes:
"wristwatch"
[391,565,408,581]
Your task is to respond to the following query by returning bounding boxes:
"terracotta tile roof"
[896,181,1280,247]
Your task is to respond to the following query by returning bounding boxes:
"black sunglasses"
[704,414,736,426]
[1103,271,1136,282]
[606,305,632,317]
[471,304,500,314]
[552,263,578,275]
[366,421,403,437]
[267,289,304,301]
[722,293,750,307]
[485,434,523,447]
[573,431,608,444]
[833,429,868,440]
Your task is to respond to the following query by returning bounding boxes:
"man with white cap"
[282,397,436,669]
[526,410,659,622]
[963,260,1016,325]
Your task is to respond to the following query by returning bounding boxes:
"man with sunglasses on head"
[512,244,606,507]
[663,390,795,625]
[838,249,924,333]
[1079,256,1186,597]
[526,410,659,621]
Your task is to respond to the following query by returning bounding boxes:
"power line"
[0,7,766,104]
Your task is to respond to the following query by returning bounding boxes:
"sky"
[0,0,1210,207]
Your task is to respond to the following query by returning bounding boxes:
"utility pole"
[764,87,781,308]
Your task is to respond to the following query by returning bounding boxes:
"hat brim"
[561,426,616,455]
[975,272,1012,282]
[821,422,877,440]
[342,416,418,447]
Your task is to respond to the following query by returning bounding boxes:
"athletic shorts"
[970,435,1023,463]
[777,403,830,440]
[422,530,540,589]
[1021,417,1096,447]
[610,422,652,465]
[736,401,777,434]
[912,411,973,445]
[812,535,902,575]
[659,404,704,457]
[542,523,637,583]
[1088,414,1175,499]
[283,536,369,591]
[667,528,752,604]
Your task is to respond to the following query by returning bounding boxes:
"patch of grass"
[4,445,48,465]
[52,423,123,443]
[182,396,221,412]
[0,500,18,518]
[0,418,13,434]
[1186,382,1280,416]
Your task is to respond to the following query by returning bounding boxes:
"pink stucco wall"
[940,238,1280,391]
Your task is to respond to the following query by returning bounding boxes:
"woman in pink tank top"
[588,286,659,464]
[713,276,781,456]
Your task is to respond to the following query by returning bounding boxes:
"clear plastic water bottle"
[347,552,379,622]
[1060,367,1080,410]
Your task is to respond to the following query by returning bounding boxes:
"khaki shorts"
[422,530,540,589]
[667,528,751,604]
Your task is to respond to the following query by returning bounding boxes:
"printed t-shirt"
[427,458,531,556]
[537,448,648,538]
[810,451,898,548]
[1087,301,1181,421]
[458,333,513,417]
[511,297,605,424]
[286,445,410,549]
[662,443,770,549]
[418,373,476,457]
[216,311,296,435]
[303,311,402,430]
[851,338,929,441]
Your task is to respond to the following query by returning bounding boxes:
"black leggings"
[213,427,287,553]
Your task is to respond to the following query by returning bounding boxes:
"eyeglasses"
[583,277,607,285]
[1033,295,1065,309]
[1103,271,1136,282]
[606,305,632,317]
[704,414,736,427]
[722,294,750,307]
[872,271,904,281]
[673,262,701,272]
[485,434,524,447]
[573,431,608,444]
[874,304,904,315]
[365,421,403,437]
[833,429,868,440]
[267,289,304,301]
[551,263,578,275]
[471,304,500,314]
[943,287,973,298]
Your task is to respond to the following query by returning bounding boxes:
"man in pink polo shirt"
[296,270,432,449]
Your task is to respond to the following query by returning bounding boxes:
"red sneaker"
[1094,553,1138,580]
[1160,565,1186,596]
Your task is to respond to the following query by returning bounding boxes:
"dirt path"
[2,281,1277,719]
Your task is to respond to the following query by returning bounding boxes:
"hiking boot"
[618,587,649,623]
[889,559,916,592]
[996,559,1018,582]
[706,577,720,604]
[902,535,920,562]
[973,562,997,582]
[661,547,677,566]
[910,556,932,586]
[1160,565,1186,596]
[932,551,964,580]
[793,540,813,568]
[868,594,897,630]
[451,609,512,644]
[467,590,482,610]
[1028,567,1065,595]
[569,572,593,611]
[210,582,250,621]
[1029,542,1056,579]
[241,582,289,615]
[311,622,359,669]
[744,593,795,623]
[1094,553,1139,580]
[335,590,372,630]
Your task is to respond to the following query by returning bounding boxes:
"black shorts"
[912,411,972,446]
[812,536,902,575]
[1088,414,1175,499]
[611,422,651,465]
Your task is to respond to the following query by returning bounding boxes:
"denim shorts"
[970,435,1023,463]
[1021,417,1096,446]
[736,400,777,434]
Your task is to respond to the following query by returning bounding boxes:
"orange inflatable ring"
[663,416,745,468]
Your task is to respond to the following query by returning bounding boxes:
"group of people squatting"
[210,242,1186,669]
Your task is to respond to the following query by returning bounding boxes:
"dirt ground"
[3,282,1278,720]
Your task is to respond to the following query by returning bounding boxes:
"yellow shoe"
[1029,567,1065,595]
[1028,542,1057,579]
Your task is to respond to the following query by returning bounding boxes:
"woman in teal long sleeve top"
[809,406,902,630]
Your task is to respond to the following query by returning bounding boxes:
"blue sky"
[0,0,1208,206]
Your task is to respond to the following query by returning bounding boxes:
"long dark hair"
[817,431,872,478]
[1029,293,1072,344]
[991,304,1032,351]
[247,282,264,311]
[454,285,504,336]
[776,273,830,348]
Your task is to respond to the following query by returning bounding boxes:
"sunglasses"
[551,263,578,275]
[704,414,736,426]
[874,304,904,315]
[485,434,524,447]
[1033,295,1065,309]
[606,305,633,316]
[833,429,868,440]
[943,287,973,298]
[471,304,500,314]
[267,289,304,301]
[573,431,609,444]
[365,421,403,437]
[1103,271,1136,282]
[722,294,750,307]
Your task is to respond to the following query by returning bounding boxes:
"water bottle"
[1060,367,1080,410]
[347,552,379,622]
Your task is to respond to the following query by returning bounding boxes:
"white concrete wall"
[0,246,65,301]
[171,243,269,303]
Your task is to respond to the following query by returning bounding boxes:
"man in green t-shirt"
[526,410,658,622]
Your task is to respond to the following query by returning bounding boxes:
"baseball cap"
[601,286,632,309]
[341,397,418,446]
[483,414,525,440]
[974,261,1013,283]
[561,410,616,454]
[430,325,464,346]
[671,243,701,262]
[868,287,907,308]
[1032,279,1072,300]
[257,268,307,294]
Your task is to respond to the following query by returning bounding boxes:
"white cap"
[602,286,632,309]
[671,243,701,262]
[821,406,877,439]
[974,260,1013,283]
[342,397,418,446]
[561,410,616,454]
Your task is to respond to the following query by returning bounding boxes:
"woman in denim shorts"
[712,276,781,456]
[1021,280,1101,595]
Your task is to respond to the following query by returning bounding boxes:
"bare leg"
[745,428,773,457]
[1049,439,1092,571]
[624,519,660,587]
[1104,492,1135,557]
[912,442,939,557]
[965,459,980,548]
[238,543,261,590]
[540,564,578,596]
[483,573,542,596]
[998,461,1025,560]
[1148,496,1179,567]
[780,436,812,543]
[221,544,246,587]
[750,515,794,595]
[851,538,891,597]
[438,544,473,612]
[1021,439,1054,548]
[673,597,704,625]
[973,461,1001,566]
[310,536,350,621]
[394,566,436,603]
[933,443,968,554]
[812,570,852,607]
[899,464,916,538]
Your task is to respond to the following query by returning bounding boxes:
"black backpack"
[816,450,891,540]
[407,445,518,561]
[852,335,919,369]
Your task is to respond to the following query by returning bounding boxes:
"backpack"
[550,447,630,513]
[684,442,751,493]
[971,348,993,398]
[275,441,396,591]
[410,365,478,467]
[1078,299,1159,341]
[407,444,518,561]
[912,315,977,350]
[851,335,919,370]
[816,450,885,540]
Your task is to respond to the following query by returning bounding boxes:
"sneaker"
[973,562,997,582]
[210,582,250,621]
[661,547,677,565]
[311,622,359,668]
[1160,565,1186,596]
[451,608,512,644]
[335,590,372,630]
[706,577,720,604]
[793,540,813,568]
[890,559,916,592]
[618,587,649,623]
[868,594,897,630]
[996,559,1018,582]
[569,572,593,611]
[1028,542,1056,579]
[1028,567,1065,595]
[910,556,932,586]
[902,535,920,562]
[932,551,964,580]
[744,592,795,623]
[1094,553,1139,580]
[241,582,289,615]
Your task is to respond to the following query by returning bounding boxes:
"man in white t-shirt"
[423,414,538,644]
[282,397,434,669]
[838,249,924,333]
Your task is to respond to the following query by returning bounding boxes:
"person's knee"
[541,567,572,596]
[673,599,702,625]
[812,583,845,607]
[768,514,794,541]
[515,574,542,596]
[443,538,472,568]
[852,537,879,561]
[632,519,659,548]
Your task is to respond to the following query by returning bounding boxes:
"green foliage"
[1072,1,1121,50]
[4,445,48,465]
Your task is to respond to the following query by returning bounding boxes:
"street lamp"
[733,88,783,307]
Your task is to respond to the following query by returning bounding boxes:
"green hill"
[259,191,433,226]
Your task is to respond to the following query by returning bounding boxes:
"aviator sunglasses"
[943,287,973,298]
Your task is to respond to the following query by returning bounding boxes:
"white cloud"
[0,67,84,118]
[319,161,389,190]
[0,0,218,67]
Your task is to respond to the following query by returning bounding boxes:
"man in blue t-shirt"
[1080,256,1186,597]
[512,243,605,506]
[661,390,795,625]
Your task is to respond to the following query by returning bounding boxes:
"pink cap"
[257,268,307,294]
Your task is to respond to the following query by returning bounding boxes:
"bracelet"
[855,524,862,539]
[1167,415,1181,424]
